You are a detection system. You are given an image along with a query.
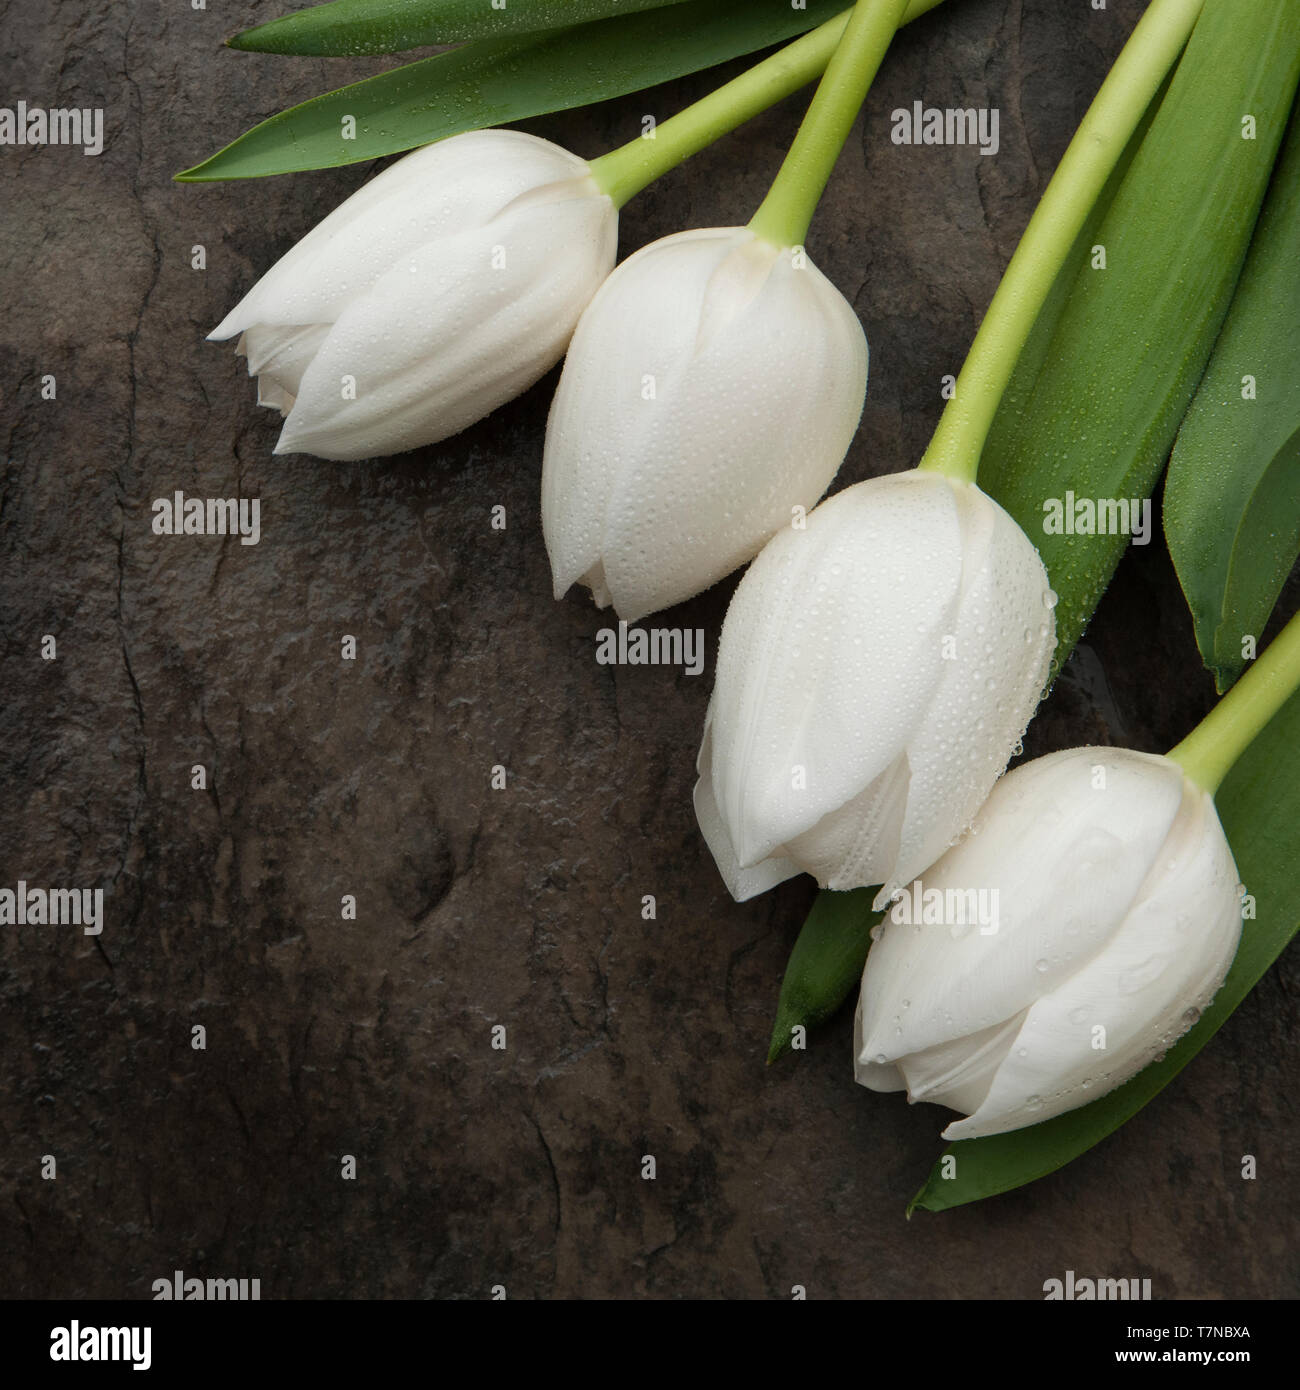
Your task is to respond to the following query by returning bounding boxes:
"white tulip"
[541,226,868,622]
[855,746,1243,1140]
[694,469,1056,904]
[210,129,618,461]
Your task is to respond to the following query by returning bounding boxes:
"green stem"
[749,0,911,249]
[1169,610,1300,795]
[916,0,1204,485]
[588,0,947,211]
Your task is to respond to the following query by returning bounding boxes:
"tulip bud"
[210,129,618,461]
[694,469,1056,904]
[855,746,1243,1140]
[541,226,868,622]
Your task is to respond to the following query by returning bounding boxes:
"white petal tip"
[207,318,243,344]
[939,1114,1000,1142]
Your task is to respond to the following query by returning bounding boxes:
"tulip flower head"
[210,129,618,461]
[855,746,1244,1140]
[540,0,913,621]
[694,469,1056,905]
[541,226,868,621]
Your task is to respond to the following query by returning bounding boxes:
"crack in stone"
[528,1113,561,1245]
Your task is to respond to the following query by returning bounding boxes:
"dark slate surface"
[2,0,1295,1299]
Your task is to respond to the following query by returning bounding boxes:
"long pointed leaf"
[1164,98,1300,693]
[766,889,880,1064]
[980,0,1300,671]
[230,0,701,57]
[179,0,946,181]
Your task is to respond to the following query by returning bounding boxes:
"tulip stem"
[587,1,946,211]
[915,0,1205,485]
[1169,610,1300,795]
[748,0,911,250]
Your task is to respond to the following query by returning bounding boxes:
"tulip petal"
[852,990,907,1092]
[857,748,1187,1084]
[694,701,804,901]
[784,750,911,891]
[706,473,967,895]
[901,1012,1029,1116]
[877,482,1056,904]
[210,130,593,340]
[544,227,734,611]
[241,322,330,400]
[943,776,1242,1139]
[256,379,294,415]
[273,184,616,459]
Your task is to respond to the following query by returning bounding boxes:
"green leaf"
[980,0,1300,676]
[178,0,851,181]
[1164,99,1300,694]
[767,888,881,1064]
[229,0,701,58]
[909,684,1300,1213]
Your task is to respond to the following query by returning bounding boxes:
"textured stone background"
[2,0,1296,1299]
